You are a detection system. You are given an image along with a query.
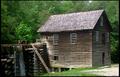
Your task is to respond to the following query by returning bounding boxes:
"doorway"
[102,52,105,65]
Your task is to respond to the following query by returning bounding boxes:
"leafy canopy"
[15,21,33,42]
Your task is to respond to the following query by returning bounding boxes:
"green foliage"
[1,1,119,62]
[15,21,33,42]
[41,67,98,76]
[1,1,19,43]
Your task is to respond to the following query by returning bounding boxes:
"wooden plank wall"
[41,31,93,68]
[92,17,111,67]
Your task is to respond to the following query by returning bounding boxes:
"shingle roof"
[37,10,104,32]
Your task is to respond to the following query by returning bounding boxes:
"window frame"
[53,55,59,61]
[70,33,77,44]
[95,31,99,42]
[106,32,109,42]
[53,34,59,45]
[100,16,103,26]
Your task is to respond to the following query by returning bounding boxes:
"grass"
[38,67,98,76]
[35,64,118,76]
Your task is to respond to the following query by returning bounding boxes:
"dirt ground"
[81,64,119,76]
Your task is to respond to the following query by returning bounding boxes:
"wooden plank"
[25,48,44,51]
[31,44,50,73]
[1,44,31,47]
[1,59,7,61]
[25,48,34,51]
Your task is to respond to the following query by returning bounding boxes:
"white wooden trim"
[70,33,77,44]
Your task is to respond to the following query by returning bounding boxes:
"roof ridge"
[51,9,104,17]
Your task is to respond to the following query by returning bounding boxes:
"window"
[70,33,77,44]
[106,32,109,42]
[53,34,59,45]
[42,35,47,42]
[95,31,99,41]
[100,16,103,26]
[53,55,58,60]
[48,35,53,41]
[102,33,105,45]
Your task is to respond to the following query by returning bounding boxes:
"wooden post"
[13,46,17,76]
[58,68,61,72]
[51,68,55,73]
[69,68,72,70]
[33,52,38,76]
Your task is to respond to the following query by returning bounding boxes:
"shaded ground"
[81,64,119,76]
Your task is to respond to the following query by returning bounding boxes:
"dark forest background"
[1,1,119,63]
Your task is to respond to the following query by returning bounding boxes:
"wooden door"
[102,52,105,65]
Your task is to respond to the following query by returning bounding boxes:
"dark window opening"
[61,68,69,72]
[102,52,105,65]
[53,56,58,60]
[102,33,105,45]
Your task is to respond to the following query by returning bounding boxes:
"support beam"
[31,44,50,73]
[69,68,72,70]
[58,68,61,72]
[51,68,55,73]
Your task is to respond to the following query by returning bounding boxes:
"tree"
[15,21,33,42]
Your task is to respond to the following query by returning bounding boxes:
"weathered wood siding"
[92,13,111,67]
[40,30,92,68]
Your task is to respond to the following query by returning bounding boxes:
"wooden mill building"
[37,10,111,70]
